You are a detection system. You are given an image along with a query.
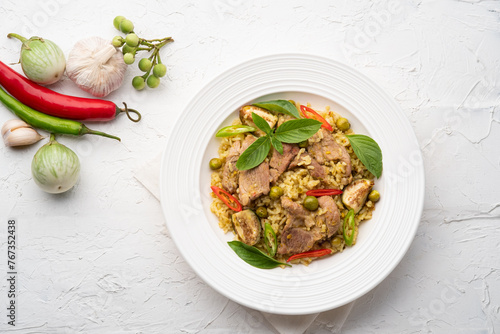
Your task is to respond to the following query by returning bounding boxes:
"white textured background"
[0,0,499,333]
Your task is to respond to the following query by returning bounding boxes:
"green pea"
[209,158,222,170]
[269,186,284,200]
[336,117,350,131]
[368,190,380,202]
[255,207,268,218]
[298,140,308,148]
[303,196,319,211]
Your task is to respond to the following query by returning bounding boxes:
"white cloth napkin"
[134,154,354,334]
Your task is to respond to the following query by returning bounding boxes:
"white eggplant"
[341,179,374,213]
[31,135,80,194]
[8,33,65,85]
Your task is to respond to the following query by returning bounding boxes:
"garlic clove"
[1,119,32,137]
[66,37,127,97]
[2,119,45,147]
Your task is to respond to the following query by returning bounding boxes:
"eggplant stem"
[7,33,27,43]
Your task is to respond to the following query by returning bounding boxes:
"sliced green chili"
[264,222,277,257]
[343,209,356,246]
[215,124,256,137]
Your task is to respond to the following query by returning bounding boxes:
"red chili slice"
[286,248,332,262]
[300,105,333,131]
[211,186,243,212]
[306,189,343,197]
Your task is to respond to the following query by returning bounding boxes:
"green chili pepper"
[343,209,356,246]
[0,86,120,141]
[215,124,256,137]
[264,222,277,257]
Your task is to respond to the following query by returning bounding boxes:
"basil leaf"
[251,112,272,135]
[236,136,271,171]
[215,125,256,137]
[228,241,290,269]
[346,134,383,178]
[270,136,283,154]
[274,119,322,143]
[253,100,301,119]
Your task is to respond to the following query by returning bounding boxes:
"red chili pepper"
[0,60,140,122]
[306,189,343,197]
[211,186,243,212]
[286,248,332,262]
[300,105,333,131]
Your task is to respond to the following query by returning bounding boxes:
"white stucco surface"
[0,1,499,333]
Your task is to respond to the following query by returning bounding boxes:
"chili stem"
[81,125,121,141]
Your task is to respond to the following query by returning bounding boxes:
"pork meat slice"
[221,140,241,194]
[221,134,258,194]
[309,128,352,177]
[288,151,326,179]
[226,135,270,206]
[239,161,270,206]
[278,196,340,255]
[280,197,315,228]
[269,143,300,183]
[316,196,341,238]
[278,197,321,255]
[231,134,271,206]
[240,134,257,151]
[278,228,317,255]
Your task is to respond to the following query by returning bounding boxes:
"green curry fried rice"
[210,103,376,265]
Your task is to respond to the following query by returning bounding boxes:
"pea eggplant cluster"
[111,16,173,90]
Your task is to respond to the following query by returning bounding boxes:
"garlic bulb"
[2,119,45,147]
[66,37,127,97]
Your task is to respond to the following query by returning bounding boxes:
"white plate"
[160,54,424,315]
